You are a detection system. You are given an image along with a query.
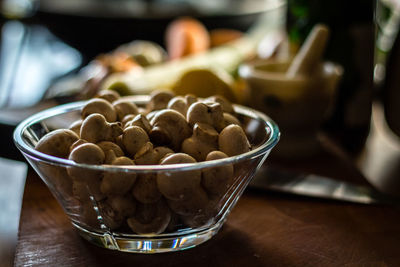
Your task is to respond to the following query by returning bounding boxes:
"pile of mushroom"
[35,90,252,235]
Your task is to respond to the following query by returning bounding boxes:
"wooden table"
[14,167,400,267]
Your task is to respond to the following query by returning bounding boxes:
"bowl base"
[72,222,222,253]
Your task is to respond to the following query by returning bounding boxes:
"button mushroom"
[181,122,218,161]
[124,114,151,133]
[132,173,162,204]
[146,90,175,112]
[112,98,139,121]
[68,143,105,201]
[205,95,234,114]
[127,199,171,235]
[167,96,188,116]
[68,120,83,137]
[156,153,201,200]
[202,151,234,197]
[100,156,137,196]
[35,129,79,159]
[150,109,192,151]
[186,102,224,131]
[167,94,198,117]
[122,126,149,157]
[69,139,88,153]
[80,113,123,143]
[134,142,173,165]
[96,89,120,103]
[218,124,251,156]
[222,112,241,128]
[81,98,117,122]
[99,195,136,230]
[96,141,124,164]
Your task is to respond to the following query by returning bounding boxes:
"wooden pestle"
[286,24,330,78]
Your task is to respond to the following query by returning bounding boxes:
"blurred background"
[1,0,400,266]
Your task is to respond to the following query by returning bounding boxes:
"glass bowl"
[13,95,279,253]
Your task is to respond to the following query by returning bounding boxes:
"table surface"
[14,166,400,267]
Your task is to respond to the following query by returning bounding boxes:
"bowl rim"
[13,95,280,173]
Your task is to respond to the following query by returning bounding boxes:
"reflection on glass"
[374,0,400,85]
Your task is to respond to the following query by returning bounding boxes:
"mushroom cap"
[132,173,162,204]
[122,125,150,157]
[150,109,192,151]
[69,143,105,164]
[146,90,175,111]
[100,156,137,195]
[127,114,151,133]
[157,153,201,200]
[205,95,234,114]
[35,129,79,159]
[82,98,117,122]
[167,96,188,116]
[218,124,251,156]
[127,199,171,234]
[80,113,123,143]
[112,99,139,121]
[96,90,121,103]
[186,101,224,131]
[202,151,234,196]
[68,120,83,137]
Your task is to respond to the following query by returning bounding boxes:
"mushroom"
[68,142,105,169]
[39,163,73,198]
[218,124,251,156]
[68,143,105,201]
[80,113,123,143]
[35,129,79,158]
[145,110,159,121]
[125,114,151,133]
[132,173,162,204]
[222,112,241,128]
[122,126,149,157]
[149,109,192,151]
[186,102,224,131]
[134,142,173,165]
[167,96,188,116]
[146,90,175,112]
[156,153,201,200]
[100,156,137,196]
[96,90,120,103]
[202,151,234,196]
[68,120,83,137]
[181,122,218,161]
[127,199,171,234]
[167,187,208,216]
[112,98,139,121]
[205,95,234,114]
[69,139,88,153]
[121,114,136,128]
[96,141,124,164]
[81,98,117,122]
[185,94,198,106]
[166,94,198,116]
[99,195,136,230]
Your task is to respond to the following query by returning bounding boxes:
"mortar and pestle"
[239,24,343,158]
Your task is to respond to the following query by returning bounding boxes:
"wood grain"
[14,168,400,267]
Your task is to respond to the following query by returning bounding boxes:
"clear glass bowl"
[13,95,279,253]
